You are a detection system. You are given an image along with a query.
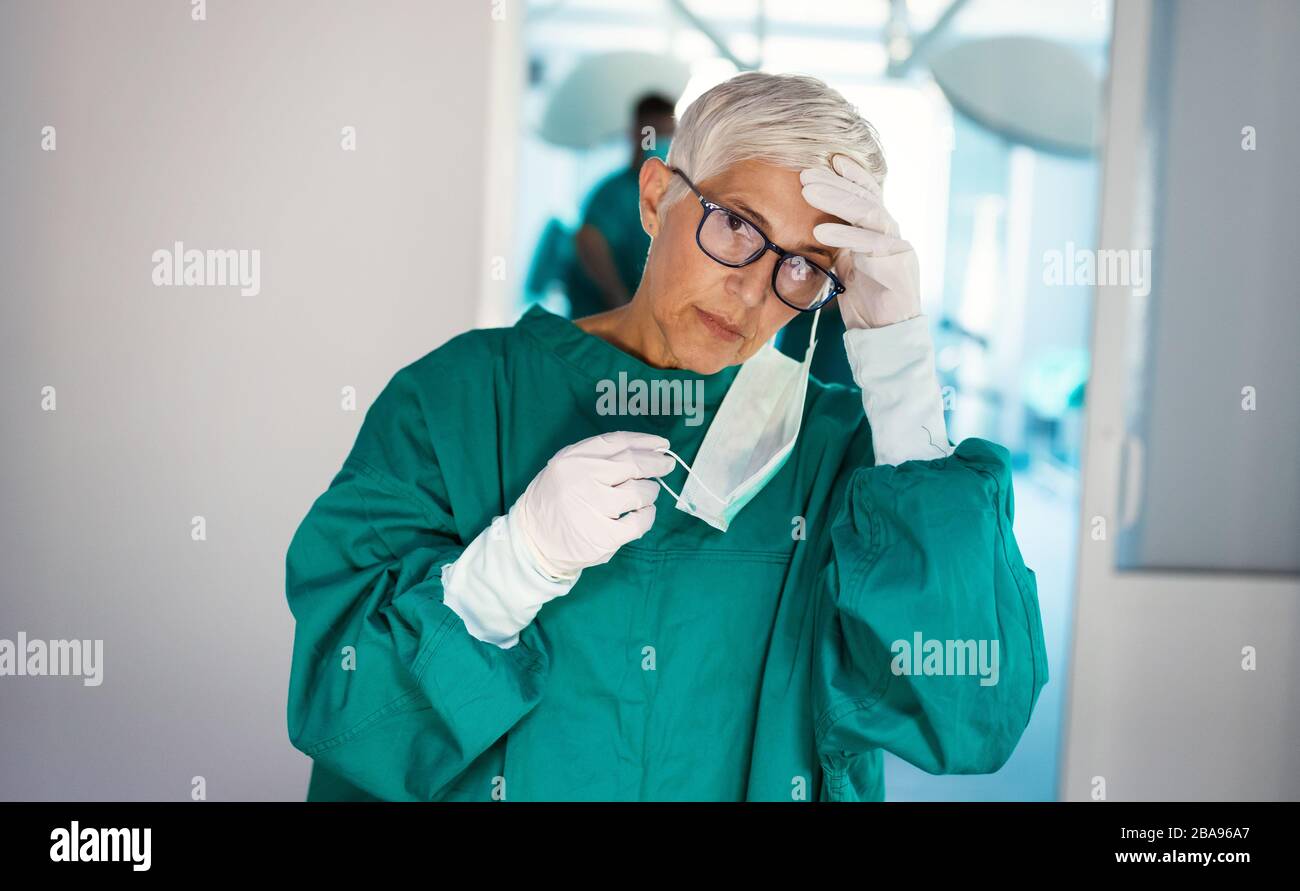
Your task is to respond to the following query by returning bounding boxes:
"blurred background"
[1,0,1295,801]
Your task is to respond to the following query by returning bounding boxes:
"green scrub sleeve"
[814,437,1048,782]
[285,369,549,801]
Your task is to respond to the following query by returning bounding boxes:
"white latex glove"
[440,503,576,649]
[843,316,955,466]
[517,431,674,580]
[800,154,921,330]
[442,430,673,649]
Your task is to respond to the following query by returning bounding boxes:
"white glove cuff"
[844,314,956,466]
[440,499,579,649]
[514,494,581,582]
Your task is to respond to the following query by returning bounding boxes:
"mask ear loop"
[653,448,725,505]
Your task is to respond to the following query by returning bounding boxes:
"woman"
[285,72,1048,801]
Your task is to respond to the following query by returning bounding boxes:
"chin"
[684,358,729,375]
[675,340,741,375]
[658,309,747,373]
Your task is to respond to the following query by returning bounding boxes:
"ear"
[638,157,674,238]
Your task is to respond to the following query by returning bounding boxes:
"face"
[637,157,841,375]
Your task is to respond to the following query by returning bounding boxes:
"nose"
[726,250,778,310]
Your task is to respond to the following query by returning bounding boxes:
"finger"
[801,181,898,237]
[612,503,657,542]
[587,448,676,486]
[813,222,907,257]
[564,431,671,460]
[603,447,676,481]
[613,431,671,452]
[830,153,884,197]
[606,478,661,515]
[800,165,882,206]
[627,447,677,479]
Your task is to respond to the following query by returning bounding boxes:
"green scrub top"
[285,305,1048,801]
[565,166,651,318]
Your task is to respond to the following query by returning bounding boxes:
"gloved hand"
[517,430,674,579]
[801,155,952,465]
[442,431,674,649]
[800,154,921,329]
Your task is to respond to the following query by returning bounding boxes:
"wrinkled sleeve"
[284,368,548,801]
[813,437,1048,781]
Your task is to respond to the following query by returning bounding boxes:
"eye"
[723,213,746,233]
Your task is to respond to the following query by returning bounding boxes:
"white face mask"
[656,308,820,532]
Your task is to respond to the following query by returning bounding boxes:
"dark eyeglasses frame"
[669,166,844,312]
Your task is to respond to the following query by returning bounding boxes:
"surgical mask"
[656,308,821,532]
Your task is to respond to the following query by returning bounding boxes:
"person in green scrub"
[564,94,677,319]
[285,72,1048,802]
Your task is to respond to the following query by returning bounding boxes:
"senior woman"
[285,72,1048,802]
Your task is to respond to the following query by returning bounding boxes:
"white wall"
[1063,0,1300,801]
[0,0,499,800]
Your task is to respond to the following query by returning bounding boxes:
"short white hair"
[662,71,888,212]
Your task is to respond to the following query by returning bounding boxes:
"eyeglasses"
[669,166,844,312]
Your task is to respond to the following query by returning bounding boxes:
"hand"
[800,154,921,329]
[517,431,675,579]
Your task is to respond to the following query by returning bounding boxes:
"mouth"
[694,306,744,343]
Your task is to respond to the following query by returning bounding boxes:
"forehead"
[699,159,841,254]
